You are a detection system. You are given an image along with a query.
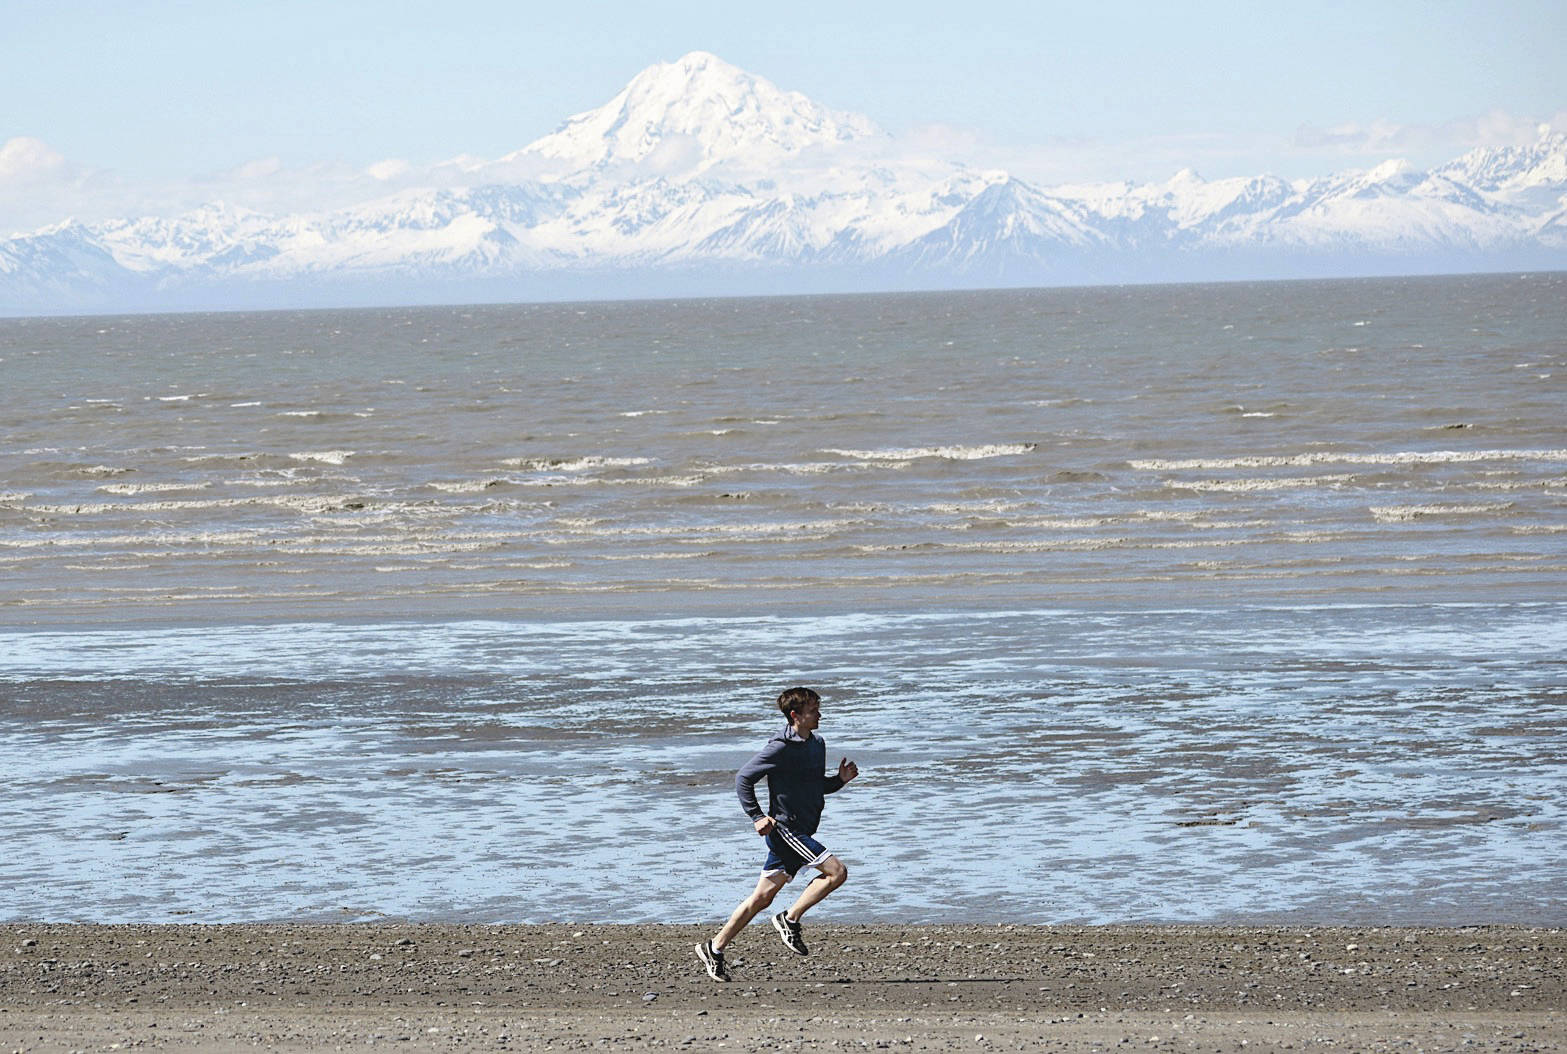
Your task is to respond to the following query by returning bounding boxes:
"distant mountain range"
[3,51,1565,314]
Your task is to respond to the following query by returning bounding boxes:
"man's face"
[792,699,821,734]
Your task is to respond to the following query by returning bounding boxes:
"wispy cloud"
[0,136,121,236]
[365,159,412,182]
[0,137,68,182]
[0,145,475,235]
[1292,110,1565,158]
[910,111,1567,189]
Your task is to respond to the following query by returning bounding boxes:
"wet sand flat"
[1,924,1562,1052]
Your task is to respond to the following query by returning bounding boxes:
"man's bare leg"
[783,854,847,922]
[712,871,789,951]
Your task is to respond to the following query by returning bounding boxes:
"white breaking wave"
[917,500,1030,515]
[707,461,869,476]
[289,450,355,464]
[427,478,512,493]
[549,518,858,539]
[224,478,297,488]
[823,443,1037,461]
[1130,448,1567,471]
[18,493,380,520]
[501,456,653,471]
[853,536,1253,555]
[98,482,213,495]
[1371,502,1517,522]
[602,474,702,488]
[1173,474,1357,492]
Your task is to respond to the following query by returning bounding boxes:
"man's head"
[777,686,821,734]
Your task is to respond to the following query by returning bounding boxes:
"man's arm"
[824,756,859,793]
[735,740,785,826]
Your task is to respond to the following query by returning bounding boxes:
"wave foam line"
[500,456,652,471]
[20,493,384,518]
[1371,502,1517,522]
[707,462,870,476]
[823,443,1038,461]
[1173,474,1356,492]
[1130,448,1567,471]
[548,518,859,539]
[853,536,1252,554]
[427,478,514,493]
[97,482,213,495]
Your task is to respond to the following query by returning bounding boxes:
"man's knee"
[821,857,848,887]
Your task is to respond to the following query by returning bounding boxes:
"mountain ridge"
[3,53,1565,314]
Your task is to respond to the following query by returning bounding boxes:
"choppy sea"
[1,273,1563,924]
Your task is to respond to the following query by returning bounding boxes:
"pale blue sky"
[3,0,1564,230]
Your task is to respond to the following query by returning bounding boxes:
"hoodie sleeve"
[735,738,786,821]
[821,737,845,794]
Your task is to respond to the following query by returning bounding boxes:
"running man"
[695,686,859,982]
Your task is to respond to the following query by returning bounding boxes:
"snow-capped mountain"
[512,51,885,177]
[3,54,1565,314]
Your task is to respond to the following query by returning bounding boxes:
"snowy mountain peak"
[1435,126,1567,192]
[1366,158,1418,182]
[512,51,885,176]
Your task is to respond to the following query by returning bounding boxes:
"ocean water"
[1,273,1563,924]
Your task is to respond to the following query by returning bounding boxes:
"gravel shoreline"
[2,924,1562,1052]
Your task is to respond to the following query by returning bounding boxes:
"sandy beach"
[1,924,1561,1052]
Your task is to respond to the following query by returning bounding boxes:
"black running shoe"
[695,940,730,981]
[772,911,808,956]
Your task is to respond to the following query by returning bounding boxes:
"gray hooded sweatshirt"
[735,725,845,836]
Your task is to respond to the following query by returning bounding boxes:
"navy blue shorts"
[761,824,831,879]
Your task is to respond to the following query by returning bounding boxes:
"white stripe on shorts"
[776,825,830,868]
